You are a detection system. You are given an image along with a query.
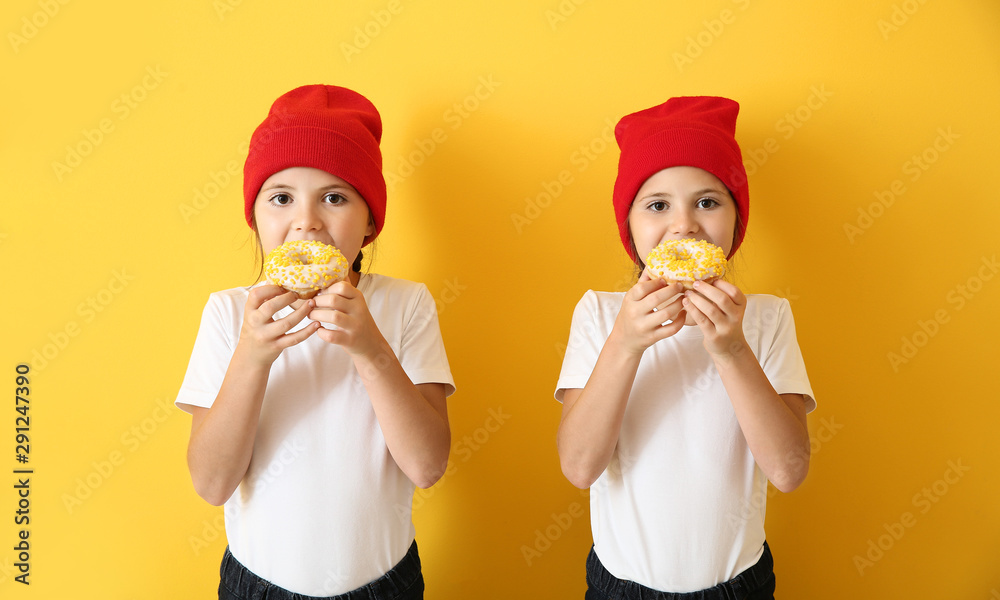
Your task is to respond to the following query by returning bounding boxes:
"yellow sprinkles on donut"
[264,240,349,297]
[646,239,727,285]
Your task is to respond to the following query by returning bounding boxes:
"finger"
[245,293,297,328]
[276,320,321,349]
[320,279,359,298]
[308,307,347,327]
[682,294,714,330]
[654,299,686,323]
[708,279,745,305]
[640,300,686,329]
[638,268,653,283]
[313,289,358,311]
[248,285,291,309]
[651,283,685,312]
[650,310,686,341]
[690,280,729,304]
[255,299,312,340]
[629,277,670,303]
[258,292,302,321]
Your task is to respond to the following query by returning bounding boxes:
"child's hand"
[613,270,687,356]
[682,279,748,358]
[309,280,385,358]
[238,285,320,366]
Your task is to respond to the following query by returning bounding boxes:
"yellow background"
[2,0,998,597]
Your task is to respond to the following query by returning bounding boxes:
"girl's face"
[253,167,374,266]
[628,166,738,264]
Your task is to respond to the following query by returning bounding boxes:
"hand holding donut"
[238,284,321,366]
[612,271,687,357]
[309,280,386,359]
[682,279,748,359]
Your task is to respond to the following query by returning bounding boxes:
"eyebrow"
[640,187,728,200]
[260,182,356,193]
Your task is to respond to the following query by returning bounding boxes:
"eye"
[648,201,668,212]
[270,193,292,206]
[323,192,347,205]
[697,197,720,209]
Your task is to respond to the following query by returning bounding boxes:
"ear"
[361,213,376,246]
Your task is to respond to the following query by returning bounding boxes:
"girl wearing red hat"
[555,97,815,599]
[177,85,454,600]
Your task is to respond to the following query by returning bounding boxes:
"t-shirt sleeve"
[554,291,606,402]
[175,293,239,414]
[759,298,817,413]
[399,284,456,397]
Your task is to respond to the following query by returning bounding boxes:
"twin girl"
[176,85,814,600]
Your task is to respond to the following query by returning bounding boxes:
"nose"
[669,206,699,236]
[293,201,322,232]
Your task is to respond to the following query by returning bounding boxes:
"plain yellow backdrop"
[2,0,998,598]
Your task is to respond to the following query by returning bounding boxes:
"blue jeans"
[218,541,424,600]
[585,542,775,600]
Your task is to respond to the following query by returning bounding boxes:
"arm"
[683,281,811,492]
[310,281,451,489]
[557,277,687,489]
[186,286,319,505]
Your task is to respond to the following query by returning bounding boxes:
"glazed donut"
[264,240,349,299]
[646,239,727,290]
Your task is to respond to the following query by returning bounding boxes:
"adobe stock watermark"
[511,117,616,234]
[384,75,502,192]
[188,438,306,555]
[213,0,248,21]
[732,85,834,185]
[544,0,590,31]
[0,556,19,585]
[728,414,842,528]
[340,0,404,62]
[877,0,931,41]
[29,269,137,373]
[887,254,997,372]
[520,497,587,566]
[188,506,230,557]
[179,142,248,224]
[433,277,466,317]
[852,459,971,576]
[404,406,512,522]
[181,101,297,223]
[51,65,169,182]
[62,397,176,514]
[553,297,622,361]
[7,0,71,54]
[673,0,752,72]
[844,126,959,244]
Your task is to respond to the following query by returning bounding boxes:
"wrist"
[233,337,279,370]
[352,337,396,379]
[606,326,647,362]
[709,338,753,367]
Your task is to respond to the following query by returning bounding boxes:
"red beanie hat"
[612,96,749,261]
[243,85,386,243]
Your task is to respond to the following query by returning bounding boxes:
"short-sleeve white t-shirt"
[556,291,814,593]
[177,273,454,596]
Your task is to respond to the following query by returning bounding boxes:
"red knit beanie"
[243,85,386,244]
[612,96,749,261]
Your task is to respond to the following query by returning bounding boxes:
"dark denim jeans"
[218,541,424,600]
[585,542,775,600]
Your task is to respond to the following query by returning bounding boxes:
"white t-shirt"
[176,273,455,596]
[555,291,815,593]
